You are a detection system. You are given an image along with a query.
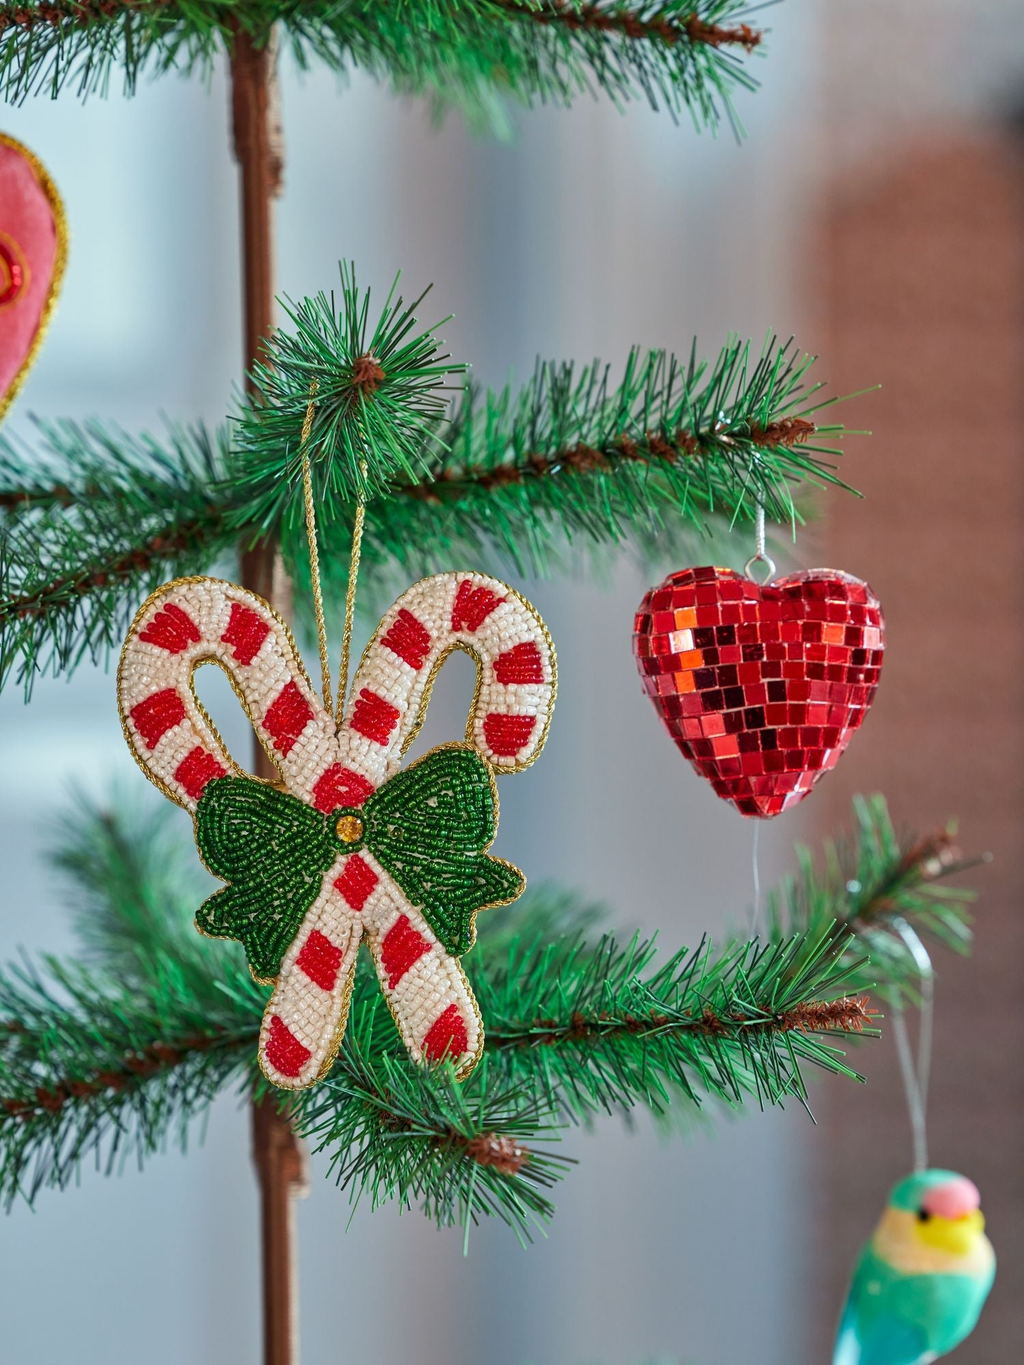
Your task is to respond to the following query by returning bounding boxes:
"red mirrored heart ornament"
[633,566,885,817]
[0,133,67,423]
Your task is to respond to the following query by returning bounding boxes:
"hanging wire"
[299,382,333,716]
[744,501,776,583]
[748,820,762,936]
[889,917,935,1173]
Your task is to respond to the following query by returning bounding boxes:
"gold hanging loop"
[299,381,333,716]
[335,461,367,727]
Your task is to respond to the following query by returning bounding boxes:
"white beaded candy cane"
[117,572,555,1089]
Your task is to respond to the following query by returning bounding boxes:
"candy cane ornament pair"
[118,571,556,1089]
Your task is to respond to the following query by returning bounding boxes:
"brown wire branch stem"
[0,0,762,52]
[367,1089,533,1175]
[462,1131,530,1175]
[0,484,77,511]
[0,415,816,523]
[402,418,817,500]
[847,828,969,932]
[0,0,169,32]
[500,2,763,52]
[0,1029,251,1118]
[0,1023,531,1178]
[0,991,874,1112]
[2,514,225,621]
[748,416,816,446]
[487,995,876,1049]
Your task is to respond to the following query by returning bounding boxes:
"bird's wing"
[833,1304,862,1365]
[834,1247,931,1365]
[846,1311,930,1365]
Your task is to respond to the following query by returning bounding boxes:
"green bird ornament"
[833,1170,995,1365]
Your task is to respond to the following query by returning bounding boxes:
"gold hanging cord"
[299,382,367,727]
[336,473,366,728]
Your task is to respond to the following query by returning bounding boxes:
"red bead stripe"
[139,603,200,655]
[264,1015,311,1079]
[263,681,314,756]
[312,764,375,813]
[423,1004,469,1062]
[483,712,536,757]
[380,914,430,990]
[451,579,504,632]
[220,602,271,666]
[333,855,378,912]
[130,689,186,750]
[494,641,544,685]
[350,688,401,745]
[381,608,432,670]
[295,930,345,992]
[173,746,226,800]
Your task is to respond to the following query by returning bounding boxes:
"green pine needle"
[0,1,765,135]
[766,793,979,1002]
[293,1050,572,1243]
[0,791,977,1227]
[235,267,465,518]
[0,421,234,696]
[0,304,864,695]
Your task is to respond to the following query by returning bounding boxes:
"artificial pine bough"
[0,266,965,1235]
[0,271,857,695]
[0,792,976,1237]
[0,1,763,131]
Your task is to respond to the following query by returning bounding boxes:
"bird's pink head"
[921,1175,981,1221]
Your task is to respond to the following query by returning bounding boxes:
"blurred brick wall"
[811,132,1024,1361]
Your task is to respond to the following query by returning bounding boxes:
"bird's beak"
[916,1208,986,1256]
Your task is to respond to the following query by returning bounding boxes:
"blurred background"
[1,1,1022,1360]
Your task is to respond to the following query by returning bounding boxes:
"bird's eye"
[917,1209,931,1222]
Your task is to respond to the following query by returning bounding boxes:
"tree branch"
[849,828,968,930]
[401,414,818,501]
[0,990,874,1124]
[0,792,978,1222]
[0,0,167,31]
[498,2,762,53]
[0,483,77,512]
[0,1027,249,1118]
[0,0,762,129]
[766,795,978,996]
[0,0,762,53]
[3,515,222,622]
[487,995,874,1049]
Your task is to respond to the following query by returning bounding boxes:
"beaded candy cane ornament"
[118,571,555,1088]
[117,397,555,1090]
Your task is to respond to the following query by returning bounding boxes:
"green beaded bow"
[194,744,524,981]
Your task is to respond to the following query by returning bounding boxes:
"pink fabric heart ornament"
[0,133,66,422]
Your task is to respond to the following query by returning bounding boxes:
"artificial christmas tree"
[0,7,988,1363]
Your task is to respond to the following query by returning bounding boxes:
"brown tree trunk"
[229,25,308,1365]
[251,1096,308,1365]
